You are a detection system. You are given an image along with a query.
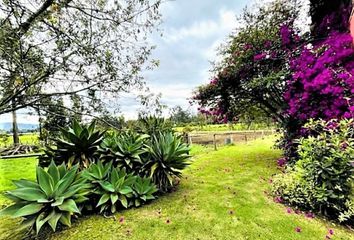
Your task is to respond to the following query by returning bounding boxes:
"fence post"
[213,134,217,151]
[188,134,192,145]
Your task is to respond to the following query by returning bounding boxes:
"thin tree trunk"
[12,101,20,146]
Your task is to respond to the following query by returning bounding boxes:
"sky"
[119,0,250,119]
[0,0,252,124]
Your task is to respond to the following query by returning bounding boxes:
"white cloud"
[163,9,238,43]
[0,110,38,124]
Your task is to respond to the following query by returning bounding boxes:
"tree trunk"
[12,101,20,146]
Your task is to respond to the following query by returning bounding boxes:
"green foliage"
[83,161,157,214]
[0,162,90,234]
[40,120,104,169]
[143,132,191,192]
[131,177,158,207]
[137,116,173,136]
[272,119,354,223]
[100,131,148,174]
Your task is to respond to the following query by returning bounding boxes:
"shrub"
[131,177,158,207]
[0,162,90,234]
[143,132,191,192]
[100,131,148,174]
[272,119,354,223]
[39,120,104,169]
[83,161,157,214]
[137,116,173,136]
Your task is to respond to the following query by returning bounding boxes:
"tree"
[38,96,70,143]
[192,0,300,124]
[169,106,192,125]
[0,0,162,115]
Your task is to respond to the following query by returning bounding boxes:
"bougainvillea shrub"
[191,1,300,123]
[272,119,354,223]
[284,32,354,124]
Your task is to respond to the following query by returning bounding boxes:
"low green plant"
[272,119,354,223]
[39,120,104,169]
[83,162,135,214]
[83,161,158,213]
[0,162,90,235]
[131,177,158,207]
[100,131,148,174]
[143,132,191,192]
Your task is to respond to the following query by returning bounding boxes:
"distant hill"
[0,122,39,132]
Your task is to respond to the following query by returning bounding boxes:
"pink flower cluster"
[284,31,354,121]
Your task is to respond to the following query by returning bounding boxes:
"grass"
[0,137,353,239]
[0,133,39,147]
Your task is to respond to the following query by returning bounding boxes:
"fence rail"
[0,153,42,160]
[186,130,276,150]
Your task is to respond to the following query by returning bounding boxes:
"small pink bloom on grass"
[305,212,315,219]
[295,227,301,233]
[328,229,334,235]
[273,196,283,203]
[119,216,124,223]
[286,208,292,214]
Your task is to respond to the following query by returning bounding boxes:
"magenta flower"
[277,158,287,167]
[254,53,267,61]
[273,196,283,203]
[305,212,315,219]
[286,208,292,214]
[295,227,301,233]
[328,229,334,235]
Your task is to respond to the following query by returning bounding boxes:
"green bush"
[100,131,148,174]
[143,132,191,192]
[0,162,90,234]
[131,177,158,207]
[272,119,354,223]
[39,120,105,169]
[83,161,157,214]
[137,116,173,136]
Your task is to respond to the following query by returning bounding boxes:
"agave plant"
[40,120,104,169]
[100,131,148,174]
[0,162,90,234]
[131,177,158,207]
[143,132,191,192]
[137,116,173,136]
[85,165,137,214]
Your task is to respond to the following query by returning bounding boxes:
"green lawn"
[0,137,353,240]
[0,133,39,147]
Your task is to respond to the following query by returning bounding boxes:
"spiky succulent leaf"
[142,132,191,192]
[39,120,104,168]
[100,131,148,174]
[0,162,89,235]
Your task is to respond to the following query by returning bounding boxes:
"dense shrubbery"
[0,119,191,236]
[272,119,354,223]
